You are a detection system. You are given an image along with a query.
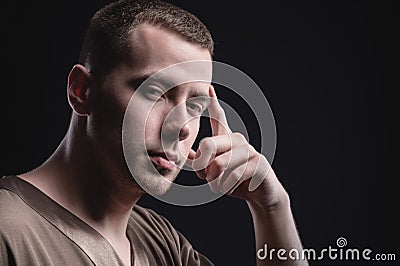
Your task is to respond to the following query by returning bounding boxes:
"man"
[0,0,306,265]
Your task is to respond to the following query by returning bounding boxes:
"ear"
[67,64,91,116]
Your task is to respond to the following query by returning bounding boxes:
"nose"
[161,102,191,143]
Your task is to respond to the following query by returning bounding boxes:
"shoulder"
[0,188,28,219]
[0,188,36,232]
[0,176,48,230]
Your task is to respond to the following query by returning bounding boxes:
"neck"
[20,115,144,240]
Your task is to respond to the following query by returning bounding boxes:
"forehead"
[127,23,212,81]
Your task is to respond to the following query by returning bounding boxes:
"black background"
[1,1,398,265]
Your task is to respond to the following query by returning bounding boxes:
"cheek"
[92,87,132,131]
[123,96,157,145]
[143,106,165,142]
[144,116,158,139]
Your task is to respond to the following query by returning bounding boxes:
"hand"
[187,86,288,209]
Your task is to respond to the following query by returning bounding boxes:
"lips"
[147,151,178,171]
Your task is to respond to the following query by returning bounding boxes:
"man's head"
[79,0,214,80]
[67,0,214,195]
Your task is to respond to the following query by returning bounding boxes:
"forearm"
[248,193,308,266]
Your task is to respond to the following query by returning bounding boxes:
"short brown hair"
[79,0,214,78]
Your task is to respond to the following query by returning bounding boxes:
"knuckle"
[213,158,226,173]
[232,132,246,143]
[216,108,227,121]
[248,145,257,156]
[217,104,225,114]
[199,137,213,151]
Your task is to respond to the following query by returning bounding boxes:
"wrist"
[247,189,290,215]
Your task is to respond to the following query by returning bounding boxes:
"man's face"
[89,24,212,195]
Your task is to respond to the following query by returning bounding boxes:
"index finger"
[208,85,231,136]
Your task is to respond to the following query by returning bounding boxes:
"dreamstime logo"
[336,237,347,248]
[257,237,397,262]
[122,60,277,206]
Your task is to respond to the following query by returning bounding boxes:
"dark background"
[1,1,398,265]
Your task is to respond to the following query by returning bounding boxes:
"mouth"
[147,151,178,171]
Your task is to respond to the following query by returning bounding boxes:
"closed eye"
[186,96,209,116]
[143,86,165,100]
[187,101,203,113]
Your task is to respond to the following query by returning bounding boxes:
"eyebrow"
[127,73,176,89]
[129,74,209,93]
[188,89,209,98]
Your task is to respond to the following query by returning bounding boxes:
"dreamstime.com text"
[257,237,396,262]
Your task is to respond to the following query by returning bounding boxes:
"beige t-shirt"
[0,176,213,265]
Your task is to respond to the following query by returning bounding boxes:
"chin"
[133,167,180,196]
[140,176,174,195]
